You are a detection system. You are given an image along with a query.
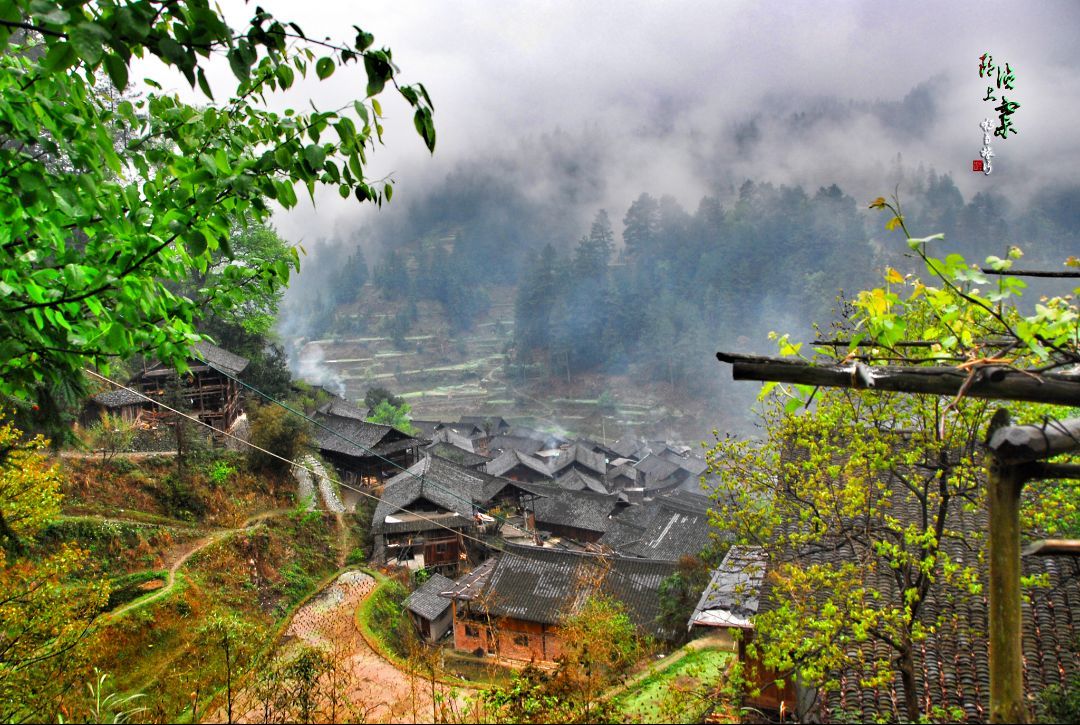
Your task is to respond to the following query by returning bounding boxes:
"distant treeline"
[282,166,1080,397]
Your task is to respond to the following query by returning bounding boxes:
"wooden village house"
[314,413,424,487]
[444,545,677,663]
[372,454,546,573]
[697,489,1080,721]
[404,572,455,643]
[84,341,249,432]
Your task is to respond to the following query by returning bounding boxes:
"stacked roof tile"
[449,544,678,639]
[404,572,455,621]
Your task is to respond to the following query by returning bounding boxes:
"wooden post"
[986,452,1028,724]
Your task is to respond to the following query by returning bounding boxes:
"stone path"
[292,458,317,511]
[292,455,345,513]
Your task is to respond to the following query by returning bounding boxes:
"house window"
[513,633,530,647]
[465,624,480,638]
[435,542,448,554]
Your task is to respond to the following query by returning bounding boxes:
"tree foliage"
[364,385,404,411]
[0,0,434,404]
[707,385,994,721]
[848,195,1079,372]
[248,401,311,473]
[0,414,108,721]
[706,196,1079,721]
[551,594,646,721]
[366,399,416,435]
[656,554,714,643]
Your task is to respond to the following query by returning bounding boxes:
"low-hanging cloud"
[217,0,1080,255]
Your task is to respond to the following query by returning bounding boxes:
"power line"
[83,368,506,555]
[84,367,679,609]
[195,356,531,530]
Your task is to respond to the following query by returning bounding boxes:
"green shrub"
[104,571,167,611]
[367,579,412,658]
[279,561,318,604]
[247,403,312,473]
[86,413,137,460]
[208,460,236,486]
[161,473,206,521]
[345,547,366,566]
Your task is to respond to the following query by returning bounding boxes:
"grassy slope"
[38,453,346,723]
[612,646,732,724]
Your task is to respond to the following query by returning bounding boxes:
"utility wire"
[84,367,669,603]
[83,367,511,555]
[196,356,540,530]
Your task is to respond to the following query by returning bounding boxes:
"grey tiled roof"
[91,389,146,408]
[527,484,619,534]
[404,573,455,620]
[550,443,609,477]
[605,463,639,486]
[374,457,476,534]
[460,544,678,639]
[314,413,420,459]
[484,449,554,479]
[555,468,609,494]
[315,395,368,420]
[427,443,491,469]
[610,436,644,459]
[658,489,713,513]
[442,557,497,600]
[658,449,708,476]
[598,494,715,560]
[192,340,249,376]
[429,428,476,452]
[634,454,682,482]
[374,454,532,535]
[631,506,713,560]
[689,546,766,628]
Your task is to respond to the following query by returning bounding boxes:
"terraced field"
[292,283,723,441]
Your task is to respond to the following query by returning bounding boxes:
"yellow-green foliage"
[706,200,1078,720]
[0,414,108,722]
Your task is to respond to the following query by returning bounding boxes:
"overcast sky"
[172,1,1080,248]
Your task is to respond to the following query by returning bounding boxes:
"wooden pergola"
[716,349,1080,724]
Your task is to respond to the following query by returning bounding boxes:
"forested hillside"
[283,158,1080,417]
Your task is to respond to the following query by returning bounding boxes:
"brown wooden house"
[371,455,482,574]
[314,413,424,487]
[445,545,677,663]
[525,483,620,544]
[371,454,546,573]
[85,341,249,432]
[709,488,1080,721]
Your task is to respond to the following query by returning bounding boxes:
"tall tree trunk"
[225,637,233,724]
[898,641,919,723]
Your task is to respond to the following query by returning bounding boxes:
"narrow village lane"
[230,570,473,724]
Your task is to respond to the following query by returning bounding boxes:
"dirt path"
[229,571,472,724]
[58,450,177,459]
[107,509,290,620]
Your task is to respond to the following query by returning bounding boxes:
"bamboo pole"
[986,451,1029,724]
[715,350,1080,722]
[715,351,1080,406]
